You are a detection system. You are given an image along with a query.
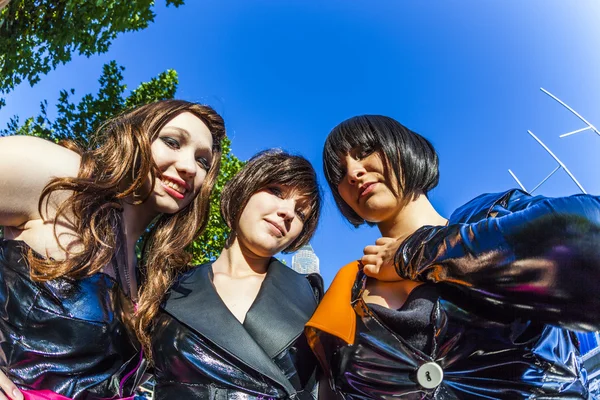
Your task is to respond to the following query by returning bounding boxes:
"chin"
[155,200,188,215]
[250,246,279,259]
[359,200,399,220]
[357,208,389,222]
[257,241,289,258]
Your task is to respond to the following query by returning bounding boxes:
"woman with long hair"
[0,99,225,400]
[306,115,600,399]
[150,150,323,400]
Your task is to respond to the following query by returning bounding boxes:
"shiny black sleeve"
[306,273,325,303]
[394,194,600,331]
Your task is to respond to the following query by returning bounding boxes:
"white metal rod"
[530,165,561,193]
[560,126,592,138]
[540,87,600,137]
[508,169,527,192]
[527,130,587,193]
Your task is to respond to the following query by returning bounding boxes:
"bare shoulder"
[0,135,80,171]
[0,136,81,226]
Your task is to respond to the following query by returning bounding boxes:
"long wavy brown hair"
[28,99,226,360]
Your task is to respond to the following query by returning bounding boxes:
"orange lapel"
[305,261,359,344]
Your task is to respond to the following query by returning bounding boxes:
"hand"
[0,370,22,400]
[361,237,405,281]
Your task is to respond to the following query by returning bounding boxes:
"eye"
[296,209,307,222]
[160,137,180,149]
[267,186,284,198]
[356,145,374,160]
[196,157,210,170]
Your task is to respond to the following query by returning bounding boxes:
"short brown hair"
[221,149,321,252]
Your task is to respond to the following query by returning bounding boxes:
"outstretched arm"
[0,136,79,228]
[394,194,600,330]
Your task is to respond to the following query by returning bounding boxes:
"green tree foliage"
[2,62,244,263]
[0,0,185,108]
[191,138,245,264]
[1,61,178,145]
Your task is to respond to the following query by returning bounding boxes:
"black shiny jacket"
[152,259,322,400]
[307,190,600,399]
[0,239,144,399]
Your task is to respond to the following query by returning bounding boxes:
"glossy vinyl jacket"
[152,260,322,400]
[0,240,145,400]
[307,190,600,399]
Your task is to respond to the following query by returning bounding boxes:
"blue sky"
[2,1,600,286]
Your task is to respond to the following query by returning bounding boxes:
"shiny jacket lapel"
[244,258,318,358]
[305,261,359,345]
[162,263,297,396]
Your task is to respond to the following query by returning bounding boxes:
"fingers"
[361,237,404,282]
[363,263,403,282]
[362,263,380,277]
[364,238,394,254]
[0,371,22,400]
[0,388,21,400]
[375,237,394,245]
[361,254,379,266]
[363,245,378,255]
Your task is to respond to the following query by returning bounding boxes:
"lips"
[265,219,285,237]
[358,181,377,200]
[160,176,191,199]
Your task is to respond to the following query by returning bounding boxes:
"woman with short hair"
[151,149,323,400]
[307,114,600,399]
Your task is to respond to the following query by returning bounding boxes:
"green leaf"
[2,63,245,266]
[0,0,187,109]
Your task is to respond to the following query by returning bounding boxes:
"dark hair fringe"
[323,115,439,227]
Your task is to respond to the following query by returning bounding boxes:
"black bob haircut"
[323,115,439,227]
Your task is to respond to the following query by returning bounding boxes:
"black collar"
[244,258,317,358]
[162,259,317,395]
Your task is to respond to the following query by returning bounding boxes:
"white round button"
[416,362,443,389]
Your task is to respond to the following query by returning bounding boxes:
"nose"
[176,151,197,178]
[277,198,296,222]
[345,158,365,185]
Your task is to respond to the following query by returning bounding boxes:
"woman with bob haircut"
[151,149,323,400]
[306,114,600,399]
[0,99,225,400]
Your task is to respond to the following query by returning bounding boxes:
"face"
[235,185,309,258]
[147,112,214,215]
[337,148,403,223]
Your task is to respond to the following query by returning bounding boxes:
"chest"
[5,218,81,261]
[213,274,265,323]
[362,278,423,310]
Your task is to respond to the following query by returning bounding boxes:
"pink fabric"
[119,350,144,395]
[21,389,134,400]
[20,307,141,400]
[506,284,548,295]
[21,390,72,400]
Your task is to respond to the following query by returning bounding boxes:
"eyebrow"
[163,126,214,163]
[294,193,313,209]
[163,126,191,138]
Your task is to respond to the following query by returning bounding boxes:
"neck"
[212,235,271,277]
[377,193,447,239]
[120,201,159,291]
[122,202,157,255]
